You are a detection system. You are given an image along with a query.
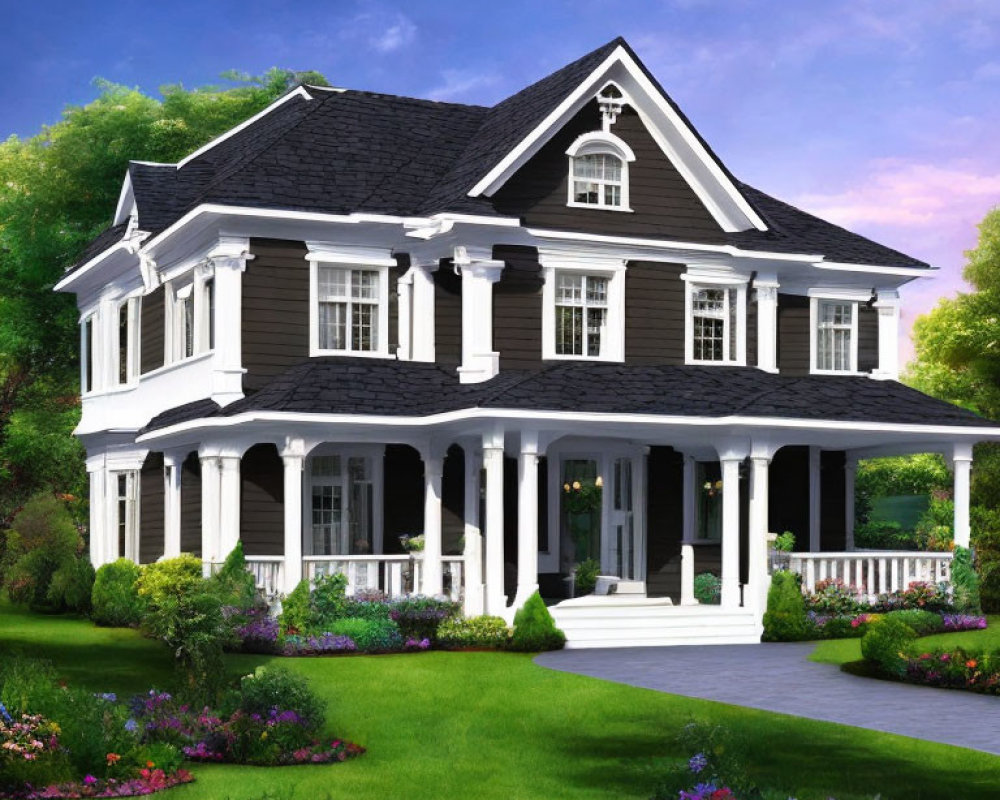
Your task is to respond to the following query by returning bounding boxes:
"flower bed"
[7,769,195,799]
[904,648,1000,693]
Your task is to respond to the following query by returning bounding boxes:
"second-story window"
[117,297,140,385]
[685,281,746,365]
[555,272,608,357]
[82,314,96,394]
[176,284,195,359]
[812,298,857,373]
[316,266,383,353]
[571,153,624,208]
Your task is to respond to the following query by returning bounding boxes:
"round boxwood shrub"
[437,615,510,649]
[91,558,144,627]
[509,592,566,652]
[136,553,204,608]
[861,616,917,678]
[762,571,810,641]
[884,608,944,636]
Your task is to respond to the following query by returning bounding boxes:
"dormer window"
[566,132,635,212]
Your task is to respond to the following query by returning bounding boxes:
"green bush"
[136,553,204,607]
[804,579,862,615]
[817,616,862,639]
[574,558,600,596]
[853,519,919,550]
[389,596,460,642]
[437,615,510,649]
[762,571,810,641]
[91,558,145,627]
[509,592,565,652]
[209,542,257,609]
[311,572,349,627]
[47,556,94,613]
[329,617,403,651]
[951,545,981,613]
[861,616,917,677]
[885,608,944,636]
[279,578,313,634]
[228,666,324,733]
[914,497,955,551]
[693,572,721,604]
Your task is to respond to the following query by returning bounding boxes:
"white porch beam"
[513,431,540,610]
[680,453,697,605]
[483,427,507,615]
[199,453,221,572]
[953,443,973,549]
[455,245,503,384]
[422,451,445,596]
[162,452,183,558]
[463,445,485,616]
[809,446,821,551]
[845,456,857,550]
[281,437,305,593]
[218,454,241,562]
[755,278,779,373]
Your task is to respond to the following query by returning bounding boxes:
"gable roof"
[65,38,930,276]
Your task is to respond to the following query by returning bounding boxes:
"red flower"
[967,659,978,669]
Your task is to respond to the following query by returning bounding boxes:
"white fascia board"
[469,45,766,233]
[54,241,131,293]
[812,260,935,278]
[113,173,135,226]
[136,405,1000,446]
[176,86,313,168]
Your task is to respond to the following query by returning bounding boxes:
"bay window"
[117,297,140,385]
[168,272,214,363]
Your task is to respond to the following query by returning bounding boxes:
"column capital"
[209,235,253,269]
[161,450,187,469]
[714,437,750,462]
[482,427,505,452]
[453,245,504,281]
[952,442,974,462]
[280,436,306,461]
[519,429,539,455]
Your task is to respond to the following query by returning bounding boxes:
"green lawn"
[3,600,1000,800]
[810,615,1000,666]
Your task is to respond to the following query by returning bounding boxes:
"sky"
[3,0,999,365]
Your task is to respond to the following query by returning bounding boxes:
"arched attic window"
[565,131,635,211]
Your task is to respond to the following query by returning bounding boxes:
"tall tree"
[0,68,328,522]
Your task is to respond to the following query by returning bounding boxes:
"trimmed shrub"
[329,617,403,652]
[47,556,94,613]
[228,666,324,733]
[574,558,600,596]
[136,553,204,607]
[951,545,982,613]
[762,571,810,641]
[694,572,721,604]
[437,615,510,649]
[389,596,460,642]
[509,592,566,652]
[885,608,944,636]
[91,558,145,627]
[210,542,257,609]
[279,578,313,635]
[861,616,917,678]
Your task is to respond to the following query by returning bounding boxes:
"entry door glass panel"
[560,459,602,574]
[612,458,634,579]
[310,454,373,555]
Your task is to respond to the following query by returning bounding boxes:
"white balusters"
[788,551,953,603]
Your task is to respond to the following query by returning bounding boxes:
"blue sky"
[4,0,999,360]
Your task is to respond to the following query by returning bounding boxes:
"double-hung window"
[542,262,625,362]
[685,281,746,365]
[167,272,214,364]
[309,252,392,357]
[811,297,859,373]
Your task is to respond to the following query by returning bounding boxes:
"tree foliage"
[0,68,327,524]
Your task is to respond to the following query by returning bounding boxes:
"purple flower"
[688,752,708,774]
[83,775,97,785]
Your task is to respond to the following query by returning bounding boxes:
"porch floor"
[536,643,1000,755]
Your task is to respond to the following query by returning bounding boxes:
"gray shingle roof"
[141,359,990,433]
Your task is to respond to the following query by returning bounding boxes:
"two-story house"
[56,38,1000,646]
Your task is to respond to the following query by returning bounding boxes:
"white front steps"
[550,597,762,648]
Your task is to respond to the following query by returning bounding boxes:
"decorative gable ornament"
[597,82,626,131]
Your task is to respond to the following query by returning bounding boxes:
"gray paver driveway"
[536,643,1000,755]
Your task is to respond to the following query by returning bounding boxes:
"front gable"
[492,101,728,244]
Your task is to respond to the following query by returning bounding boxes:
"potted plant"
[770,530,795,572]
[563,477,602,561]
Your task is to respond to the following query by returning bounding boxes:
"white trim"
[113,173,135,227]
[565,130,636,162]
[114,296,141,387]
[813,260,935,277]
[176,86,313,168]
[565,131,635,212]
[541,260,626,362]
[308,259,392,358]
[54,241,130,292]
[809,296,860,375]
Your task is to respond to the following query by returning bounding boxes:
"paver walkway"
[536,643,1000,754]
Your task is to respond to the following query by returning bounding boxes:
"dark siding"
[746,292,758,368]
[140,287,165,374]
[624,262,686,365]
[180,452,202,556]
[383,445,424,553]
[857,303,879,373]
[139,452,164,564]
[777,294,810,375]
[493,103,726,243]
[442,445,465,555]
[434,266,462,369]
[493,246,543,369]
[769,446,810,546]
[240,444,283,556]
[645,447,684,599]
[243,239,310,392]
[821,450,847,551]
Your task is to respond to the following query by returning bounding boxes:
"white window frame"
[112,470,140,562]
[565,131,636,212]
[809,290,868,375]
[683,273,748,366]
[303,445,385,557]
[166,271,215,364]
[81,312,98,395]
[541,260,625,362]
[115,296,141,386]
[308,259,393,358]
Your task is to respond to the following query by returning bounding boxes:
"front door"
[609,457,635,579]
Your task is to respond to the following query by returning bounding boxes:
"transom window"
[815,300,856,372]
[571,153,623,208]
[317,266,381,353]
[688,285,741,363]
[554,272,608,357]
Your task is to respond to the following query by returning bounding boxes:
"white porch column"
[680,453,697,605]
[87,459,108,567]
[513,431,540,609]
[720,455,743,608]
[483,427,507,615]
[755,277,779,373]
[281,438,305,592]
[463,445,485,616]
[421,451,445,596]
[845,457,857,550]
[218,454,241,562]
[454,245,504,384]
[410,263,437,362]
[162,453,183,558]
[953,443,973,549]
[809,446,821,551]
[208,236,251,405]
[199,453,221,571]
[872,290,901,380]
[748,453,771,612]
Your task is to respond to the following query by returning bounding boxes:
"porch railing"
[303,555,414,596]
[245,556,284,599]
[441,555,464,603]
[788,551,953,597]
